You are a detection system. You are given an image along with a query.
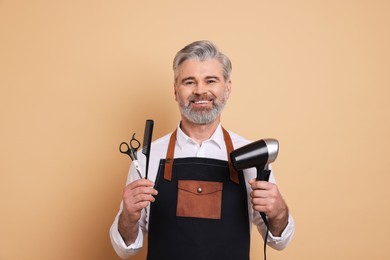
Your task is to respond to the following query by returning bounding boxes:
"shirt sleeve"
[264,214,295,250]
[109,162,146,259]
[109,207,145,259]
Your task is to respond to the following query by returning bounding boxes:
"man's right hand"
[118,179,158,245]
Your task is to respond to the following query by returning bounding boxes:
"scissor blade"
[133,160,143,179]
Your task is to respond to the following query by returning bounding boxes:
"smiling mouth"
[192,100,212,104]
[190,95,214,104]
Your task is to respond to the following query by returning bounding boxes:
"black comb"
[142,119,154,179]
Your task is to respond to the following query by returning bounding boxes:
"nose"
[193,82,208,95]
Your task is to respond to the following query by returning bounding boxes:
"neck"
[180,117,221,145]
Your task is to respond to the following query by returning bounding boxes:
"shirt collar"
[176,123,225,150]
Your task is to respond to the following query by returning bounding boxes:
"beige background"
[1,0,389,259]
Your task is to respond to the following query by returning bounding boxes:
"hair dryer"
[230,139,279,181]
[230,139,279,226]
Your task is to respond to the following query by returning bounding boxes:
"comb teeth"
[142,119,154,179]
[142,120,154,155]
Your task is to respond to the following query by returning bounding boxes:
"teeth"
[194,100,210,104]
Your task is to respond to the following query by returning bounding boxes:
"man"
[110,40,294,259]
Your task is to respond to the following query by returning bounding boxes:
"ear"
[173,83,178,101]
[225,79,232,99]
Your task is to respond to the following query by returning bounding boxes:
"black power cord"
[258,168,271,260]
[262,217,269,260]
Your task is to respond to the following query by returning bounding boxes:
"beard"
[178,91,228,125]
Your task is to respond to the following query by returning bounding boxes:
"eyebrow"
[180,76,221,83]
[205,76,220,81]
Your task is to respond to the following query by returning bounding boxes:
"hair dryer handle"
[257,168,271,227]
[257,168,271,182]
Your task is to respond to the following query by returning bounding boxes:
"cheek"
[175,91,187,105]
[176,88,192,101]
[214,89,227,100]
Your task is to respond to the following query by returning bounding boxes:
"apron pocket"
[176,180,223,219]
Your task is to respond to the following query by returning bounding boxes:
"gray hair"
[173,40,232,82]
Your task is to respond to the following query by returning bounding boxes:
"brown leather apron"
[147,128,250,260]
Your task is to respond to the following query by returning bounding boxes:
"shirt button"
[197,187,203,193]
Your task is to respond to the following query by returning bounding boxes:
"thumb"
[248,178,256,185]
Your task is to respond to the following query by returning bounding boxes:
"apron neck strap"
[163,129,177,182]
[164,127,239,184]
[222,127,240,184]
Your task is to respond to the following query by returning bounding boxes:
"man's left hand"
[249,178,289,237]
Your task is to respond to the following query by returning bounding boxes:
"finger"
[250,180,275,191]
[123,187,158,205]
[248,178,256,185]
[124,193,156,213]
[126,179,155,190]
[252,204,271,214]
[251,197,277,213]
[251,196,276,206]
[123,181,157,197]
[132,193,157,204]
[250,189,272,199]
[125,200,149,214]
[130,186,158,196]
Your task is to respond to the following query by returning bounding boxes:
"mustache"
[188,94,216,102]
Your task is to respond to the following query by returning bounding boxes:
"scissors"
[119,133,143,179]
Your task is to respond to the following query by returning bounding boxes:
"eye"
[183,80,195,86]
[206,77,219,84]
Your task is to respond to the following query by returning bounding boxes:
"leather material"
[222,127,239,184]
[176,180,223,219]
[163,129,177,181]
[163,127,239,184]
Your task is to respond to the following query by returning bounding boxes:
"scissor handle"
[119,142,131,155]
[130,133,141,150]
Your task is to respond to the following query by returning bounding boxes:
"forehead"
[176,59,224,79]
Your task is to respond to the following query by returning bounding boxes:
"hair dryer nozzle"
[230,139,279,171]
[263,139,279,165]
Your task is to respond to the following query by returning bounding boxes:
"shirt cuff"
[267,214,295,250]
[110,213,144,258]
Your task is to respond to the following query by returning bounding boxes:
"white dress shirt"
[110,124,295,259]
